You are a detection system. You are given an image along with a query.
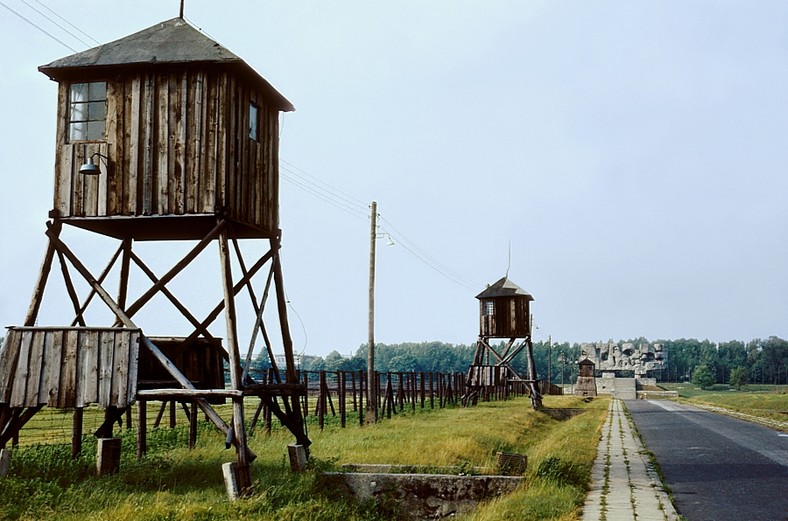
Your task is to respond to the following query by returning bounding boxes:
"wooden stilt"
[24,220,60,326]
[189,400,198,449]
[137,400,147,458]
[218,228,252,493]
[72,407,83,458]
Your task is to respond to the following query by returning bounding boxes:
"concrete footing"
[222,462,241,501]
[96,438,122,476]
[288,444,308,472]
[0,449,11,477]
[222,462,253,500]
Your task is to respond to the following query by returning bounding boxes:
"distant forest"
[1,335,782,387]
[251,336,788,386]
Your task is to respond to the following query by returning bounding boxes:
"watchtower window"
[249,102,259,141]
[483,300,495,316]
[68,82,106,142]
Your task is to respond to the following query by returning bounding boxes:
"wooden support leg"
[189,401,198,449]
[154,400,167,428]
[137,400,147,459]
[219,229,252,492]
[24,220,60,326]
[248,400,264,437]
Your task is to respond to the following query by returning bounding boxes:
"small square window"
[249,102,259,141]
[68,81,106,142]
[483,300,495,316]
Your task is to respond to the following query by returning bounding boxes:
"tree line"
[1,334,782,388]
[249,336,788,388]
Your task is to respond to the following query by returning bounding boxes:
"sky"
[1,1,787,358]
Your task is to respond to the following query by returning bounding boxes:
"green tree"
[729,366,749,390]
[692,364,715,390]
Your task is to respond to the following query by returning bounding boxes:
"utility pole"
[366,201,378,423]
[547,335,552,387]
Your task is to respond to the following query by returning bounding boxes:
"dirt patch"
[541,408,587,421]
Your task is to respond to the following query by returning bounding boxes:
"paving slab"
[581,399,680,521]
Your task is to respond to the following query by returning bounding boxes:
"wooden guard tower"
[0,17,308,491]
[465,277,542,409]
[574,358,598,397]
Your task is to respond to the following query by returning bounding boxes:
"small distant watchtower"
[465,277,542,409]
[0,18,308,492]
[574,358,598,397]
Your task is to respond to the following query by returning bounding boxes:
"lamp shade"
[79,157,101,175]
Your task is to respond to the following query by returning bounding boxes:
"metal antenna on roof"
[179,0,185,18]
[506,241,512,278]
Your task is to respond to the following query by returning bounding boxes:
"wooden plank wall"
[0,328,140,409]
[480,298,530,338]
[53,70,279,233]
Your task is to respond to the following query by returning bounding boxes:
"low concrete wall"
[318,471,522,519]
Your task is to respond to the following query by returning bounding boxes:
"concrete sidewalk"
[581,399,680,521]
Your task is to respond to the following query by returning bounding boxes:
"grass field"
[660,383,788,424]
[0,395,608,521]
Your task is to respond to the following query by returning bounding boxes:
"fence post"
[358,369,365,426]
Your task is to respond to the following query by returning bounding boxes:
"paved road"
[626,400,788,521]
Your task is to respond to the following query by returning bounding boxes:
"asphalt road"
[626,399,788,521]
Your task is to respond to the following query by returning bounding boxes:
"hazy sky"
[1,1,786,358]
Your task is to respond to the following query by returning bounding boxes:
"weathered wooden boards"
[54,71,279,237]
[466,365,508,387]
[0,327,140,409]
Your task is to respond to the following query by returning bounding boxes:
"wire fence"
[6,369,542,451]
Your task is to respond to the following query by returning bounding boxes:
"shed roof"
[38,17,294,111]
[475,277,534,301]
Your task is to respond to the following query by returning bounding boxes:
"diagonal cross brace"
[43,226,256,460]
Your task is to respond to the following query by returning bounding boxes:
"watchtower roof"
[476,277,534,301]
[39,17,294,111]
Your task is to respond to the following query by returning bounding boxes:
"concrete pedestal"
[96,437,122,476]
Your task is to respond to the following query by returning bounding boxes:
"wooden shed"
[38,17,293,240]
[476,277,533,339]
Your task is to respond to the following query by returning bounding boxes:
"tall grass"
[1,395,607,520]
[661,383,788,423]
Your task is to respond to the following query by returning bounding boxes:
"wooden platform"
[0,327,140,409]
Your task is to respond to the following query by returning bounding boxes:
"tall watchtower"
[465,277,542,409]
[0,18,308,492]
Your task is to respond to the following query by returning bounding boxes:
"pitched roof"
[475,276,534,301]
[39,17,294,111]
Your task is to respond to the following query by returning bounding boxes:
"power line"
[0,0,78,51]
[23,0,96,47]
[282,159,368,210]
[379,215,482,291]
[278,157,482,292]
[280,165,368,221]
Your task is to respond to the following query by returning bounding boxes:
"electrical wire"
[379,215,482,291]
[282,159,368,210]
[279,157,482,292]
[0,0,78,51]
[22,0,95,48]
[280,165,369,221]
